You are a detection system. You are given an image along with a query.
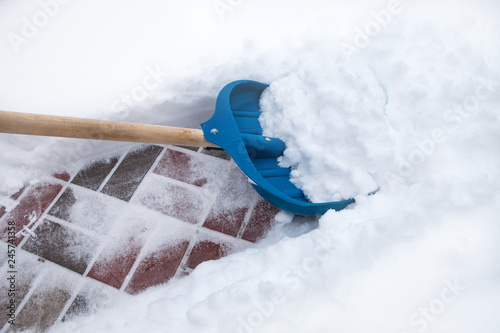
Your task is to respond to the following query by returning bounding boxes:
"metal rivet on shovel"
[0,80,354,215]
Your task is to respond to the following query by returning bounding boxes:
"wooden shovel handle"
[0,110,218,148]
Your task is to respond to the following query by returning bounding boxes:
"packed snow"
[1,0,499,332]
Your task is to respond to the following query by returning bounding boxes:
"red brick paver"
[125,241,190,294]
[1,182,63,245]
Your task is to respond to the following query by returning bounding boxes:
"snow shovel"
[0,80,354,215]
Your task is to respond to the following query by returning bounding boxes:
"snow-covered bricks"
[0,144,286,330]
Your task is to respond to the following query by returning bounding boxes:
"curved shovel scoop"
[201,80,354,215]
[0,80,354,216]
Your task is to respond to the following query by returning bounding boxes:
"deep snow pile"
[1,0,500,332]
[259,31,498,202]
[259,66,392,202]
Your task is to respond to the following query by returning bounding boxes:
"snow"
[1,0,500,332]
[259,67,392,201]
